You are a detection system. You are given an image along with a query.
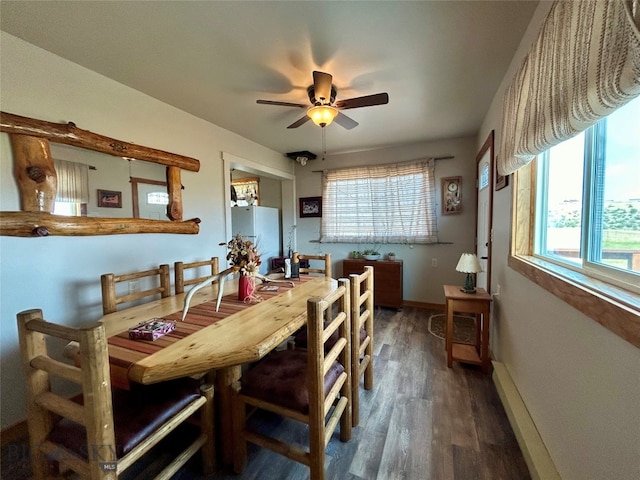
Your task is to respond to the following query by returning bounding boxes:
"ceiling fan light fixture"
[307,105,338,127]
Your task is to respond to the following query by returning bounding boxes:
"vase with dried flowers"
[225,234,261,301]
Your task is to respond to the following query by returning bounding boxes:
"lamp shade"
[307,105,338,127]
[455,253,482,274]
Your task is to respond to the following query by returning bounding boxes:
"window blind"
[321,159,438,244]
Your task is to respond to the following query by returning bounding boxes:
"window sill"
[509,254,640,349]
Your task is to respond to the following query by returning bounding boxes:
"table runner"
[107,276,314,381]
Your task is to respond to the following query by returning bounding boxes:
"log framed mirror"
[0,112,201,236]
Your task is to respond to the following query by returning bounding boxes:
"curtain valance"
[498,0,640,176]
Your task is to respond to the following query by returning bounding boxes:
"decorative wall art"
[495,163,509,191]
[441,176,462,215]
[299,197,322,218]
[97,189,122,208]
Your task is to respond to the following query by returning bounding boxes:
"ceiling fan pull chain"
[322,127,327,160]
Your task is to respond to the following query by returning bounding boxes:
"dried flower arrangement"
[226,234,261,276]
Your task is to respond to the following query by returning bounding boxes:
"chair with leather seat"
[174,257,219,295]
[231,278,352,480]
[17,308,215,480]
[296,252,332,277]
[101,264,171,314]
[349,265,374,427]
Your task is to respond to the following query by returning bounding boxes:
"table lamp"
[455,253,483,293]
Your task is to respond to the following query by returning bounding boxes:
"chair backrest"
[232,279,352,479]
[349,265,374,426]
[17,308,215,480]
[306,278,352,458]
[17,309,117,479]
[174,257,219,294]
[296,253,332,277]
[101,264,171,314]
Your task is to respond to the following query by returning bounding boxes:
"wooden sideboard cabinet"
[342,259,403,309]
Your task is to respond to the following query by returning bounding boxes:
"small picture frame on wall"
[441,176,462,215]
[495,165,509,191]
[299,196,322,218]
[97,189,122,208]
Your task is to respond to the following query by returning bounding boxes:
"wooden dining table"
[97,274,338,465]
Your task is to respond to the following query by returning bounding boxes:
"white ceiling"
[1,1,538,157]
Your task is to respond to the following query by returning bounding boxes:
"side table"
[443,285,492,373]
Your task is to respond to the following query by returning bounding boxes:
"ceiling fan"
[257,71,389,129]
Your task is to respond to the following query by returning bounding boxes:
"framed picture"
[299,196,322,218]
[495,163,509,191]
[441,176,462,215]
[97,189,122,208]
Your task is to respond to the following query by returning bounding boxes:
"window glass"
[538,132,585,265]
[146,191,169,205]
[535,96,640,286]
[591,100,640,274]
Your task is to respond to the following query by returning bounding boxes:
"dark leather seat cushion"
[48,377,202,458]
[240,350,344,414]
[295,325,367,351]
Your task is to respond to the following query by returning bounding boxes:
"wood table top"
[100,276,337,386]
[443,284,491,301]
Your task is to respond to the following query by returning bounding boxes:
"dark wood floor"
[1,307,530,480]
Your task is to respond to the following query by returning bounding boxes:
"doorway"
[475,131,495,292]
[222,152,296,259]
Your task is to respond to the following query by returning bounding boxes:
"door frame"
[130,176,167,219]
[475,130,495,293]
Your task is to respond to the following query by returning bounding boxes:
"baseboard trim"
[1,420,28,447]
[492,361,561,480]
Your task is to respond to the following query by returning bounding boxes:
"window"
[146,191,169,205]
[534,96,640,292]
[53,159,89,216]
[320,160,438,244]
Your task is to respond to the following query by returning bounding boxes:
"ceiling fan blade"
[313,71,333,104]
[335,92,389,110]
[333,112,359,130]
[257,99,307,108]
[287,115,311,129]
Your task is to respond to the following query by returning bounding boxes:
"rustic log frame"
[1,112,201,237]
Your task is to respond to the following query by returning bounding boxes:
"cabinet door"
[343,260,403,309]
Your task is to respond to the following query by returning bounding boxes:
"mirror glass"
[50,143,169,220]
[231,175,260,207]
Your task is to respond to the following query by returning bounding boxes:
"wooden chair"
[232,278,352,480]
[349,265,374,427]
[296,252,332,277]
[17,308,215,480]
[174,257,219,295]
[100,264,171,314]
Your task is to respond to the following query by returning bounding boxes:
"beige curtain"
[498,0,640,176]
[54,159,89,203]
[321,159,438,244]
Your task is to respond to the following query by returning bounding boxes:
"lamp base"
[461,273,476,294]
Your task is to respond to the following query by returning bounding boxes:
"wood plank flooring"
[1,307,530,480]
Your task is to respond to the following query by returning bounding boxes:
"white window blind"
[321,159,438,244]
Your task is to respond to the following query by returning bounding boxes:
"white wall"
[0,32,293,429]
[478,3,640,479]
[294,137,478,304]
